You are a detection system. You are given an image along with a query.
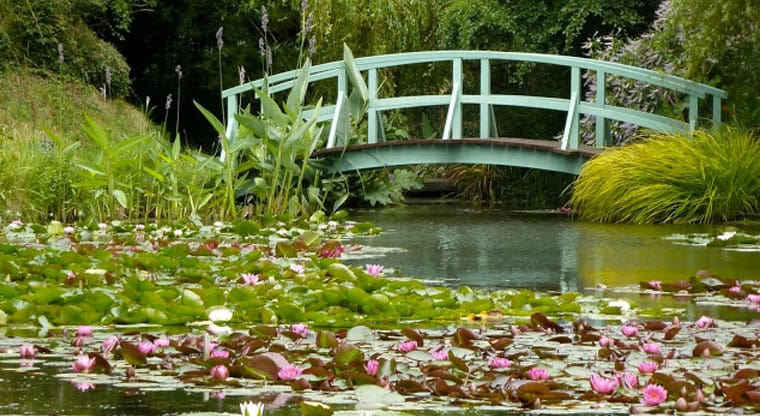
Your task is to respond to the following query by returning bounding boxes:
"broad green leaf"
[286,59,311,115]
[143,167,166,182]
[112,134,148,155]
[75,161,106,176]
[171,134,181,159]
[194,101,226,136]
[82,114,111,154]
[343,44,369,104]
[112,189,128,208]
[284,99,321,149]
[253,87,288,124]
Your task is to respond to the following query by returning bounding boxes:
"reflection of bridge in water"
[223,50,726,175]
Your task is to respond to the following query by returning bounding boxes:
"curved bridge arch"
[222,50,726,174]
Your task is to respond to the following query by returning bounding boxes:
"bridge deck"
[312,138,602,158]
[312,138,602,175]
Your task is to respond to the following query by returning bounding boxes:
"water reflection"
[349,205,760,292]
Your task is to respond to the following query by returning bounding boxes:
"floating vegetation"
[664,230,760,251]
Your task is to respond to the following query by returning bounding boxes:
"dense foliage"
[570,129,760,223]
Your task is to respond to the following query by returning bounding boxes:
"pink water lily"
[642,343,660,354]
[210,364,229,381]
[598,336,613,347]
[617,372,638,389]
[489,357,511,369]
[642,384,668,406]
[397,340,418,353]
[589,374,618,394]
[153,337,170,348]
[621,323,638,337]
[430,349,448,361]
[138,340,157,356]
[289,264,305,274]
[74,381,95,392]
[19,344,35,359]
[365,264,384,277]
[528,367,549,380]
[748,294,760,304]
[648,280,662,291]
[72,356,96,373]
[290,323,309,335]
[210,349,230,359]
[695,315,714,328]
[364,359,379,376]
[101,336,119,354]
[76,325,93,337]
[638,361,658,374]
[277,365,303,381]
[729,286,741,294]
[241,273,260,285]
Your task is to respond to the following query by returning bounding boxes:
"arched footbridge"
[222,50,726,175]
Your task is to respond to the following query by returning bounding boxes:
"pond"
[1,210,759,416]
[347,204,760,321]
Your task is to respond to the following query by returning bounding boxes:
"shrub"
[570,128,760,223]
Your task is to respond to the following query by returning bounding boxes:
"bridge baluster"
[452,58,463,139]
[480,59,491,139]
[688,94,699,133]
[595,70,608,148]
[712,95,722,130]
[368,68,378,144]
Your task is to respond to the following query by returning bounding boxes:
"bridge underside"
[312,138,601,175]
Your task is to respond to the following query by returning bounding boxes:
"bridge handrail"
[222,50,727,151]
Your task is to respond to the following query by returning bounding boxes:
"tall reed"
[571,128,760,223]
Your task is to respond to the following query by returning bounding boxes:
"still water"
[348,205,760,292]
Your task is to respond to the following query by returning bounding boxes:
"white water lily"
[208,307,233,322]
[240,401,264,416]
[716,231,737,241]
[607,299,631,313]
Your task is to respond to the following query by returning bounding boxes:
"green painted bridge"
[222,50,726,175]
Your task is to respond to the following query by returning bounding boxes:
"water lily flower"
[138,340,157,356]
[208,307,233,322]
[589,374,618,394]
[621,323,639,337]
[136,223,145,231]
[19,344,35,359]
[97,223,107,231]
[210,364,229,381]
[642,343,661,354]
[63,226,75,234]
[173,229,183,237]
[397,340,418,353]
[289,264,305,274]
[729,286,741,294]
[290,323,309,336]
[153,337,170,348]
[489,357,511,369]
[608,299,630,313]
[641,384,668,406]
[319,245,345,258]
[74,381,95,392]
[695,315,714,329]
[76,326,93,337]
[617,372,638,389]
[748,294,760,304]
[364,359,379,376]
[101,336,119,354]
[240,401,264,416]
[365,264,384,277]
[598,336,613,347]
[648,280,662,291]
[9,219,23,229]
[528,367,549,381]
[72,356,96,373]
[210,349,230,359]
[638,361,658,374]
[241,273,260,285]
[716,231,736,241]
[430,349,449,361]
[277,365,303,381]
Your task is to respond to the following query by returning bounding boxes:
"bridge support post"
[453,58,463,139]
[595,70,608,148]
[561,67,581,151]
[368,68,379,144]
[712,95,722,130]
[688,94,699,133]
[480,59,490,139]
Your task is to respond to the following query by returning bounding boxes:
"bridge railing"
[221,50,727,152]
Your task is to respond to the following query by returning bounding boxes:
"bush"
[570,128,760,223]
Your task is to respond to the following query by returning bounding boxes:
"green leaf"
[120,341,148,366]
[253,87,288,124]
[194,101,226,136]
[343,44,369,105]
[112,134,147,155]
[82,115,111,155]
[286,59,311,115]
[112,189,128,208]
[75,161,106,176]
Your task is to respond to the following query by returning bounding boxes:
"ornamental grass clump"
[571,128,760,223]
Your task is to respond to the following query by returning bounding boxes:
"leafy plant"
[571,128,760,223]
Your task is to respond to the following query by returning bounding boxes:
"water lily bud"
[533,398,541,409]
[126,365,136,379]
[695,388,705,403]
[676,397,688,411]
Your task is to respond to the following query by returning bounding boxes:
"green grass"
[570,128,760,224]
